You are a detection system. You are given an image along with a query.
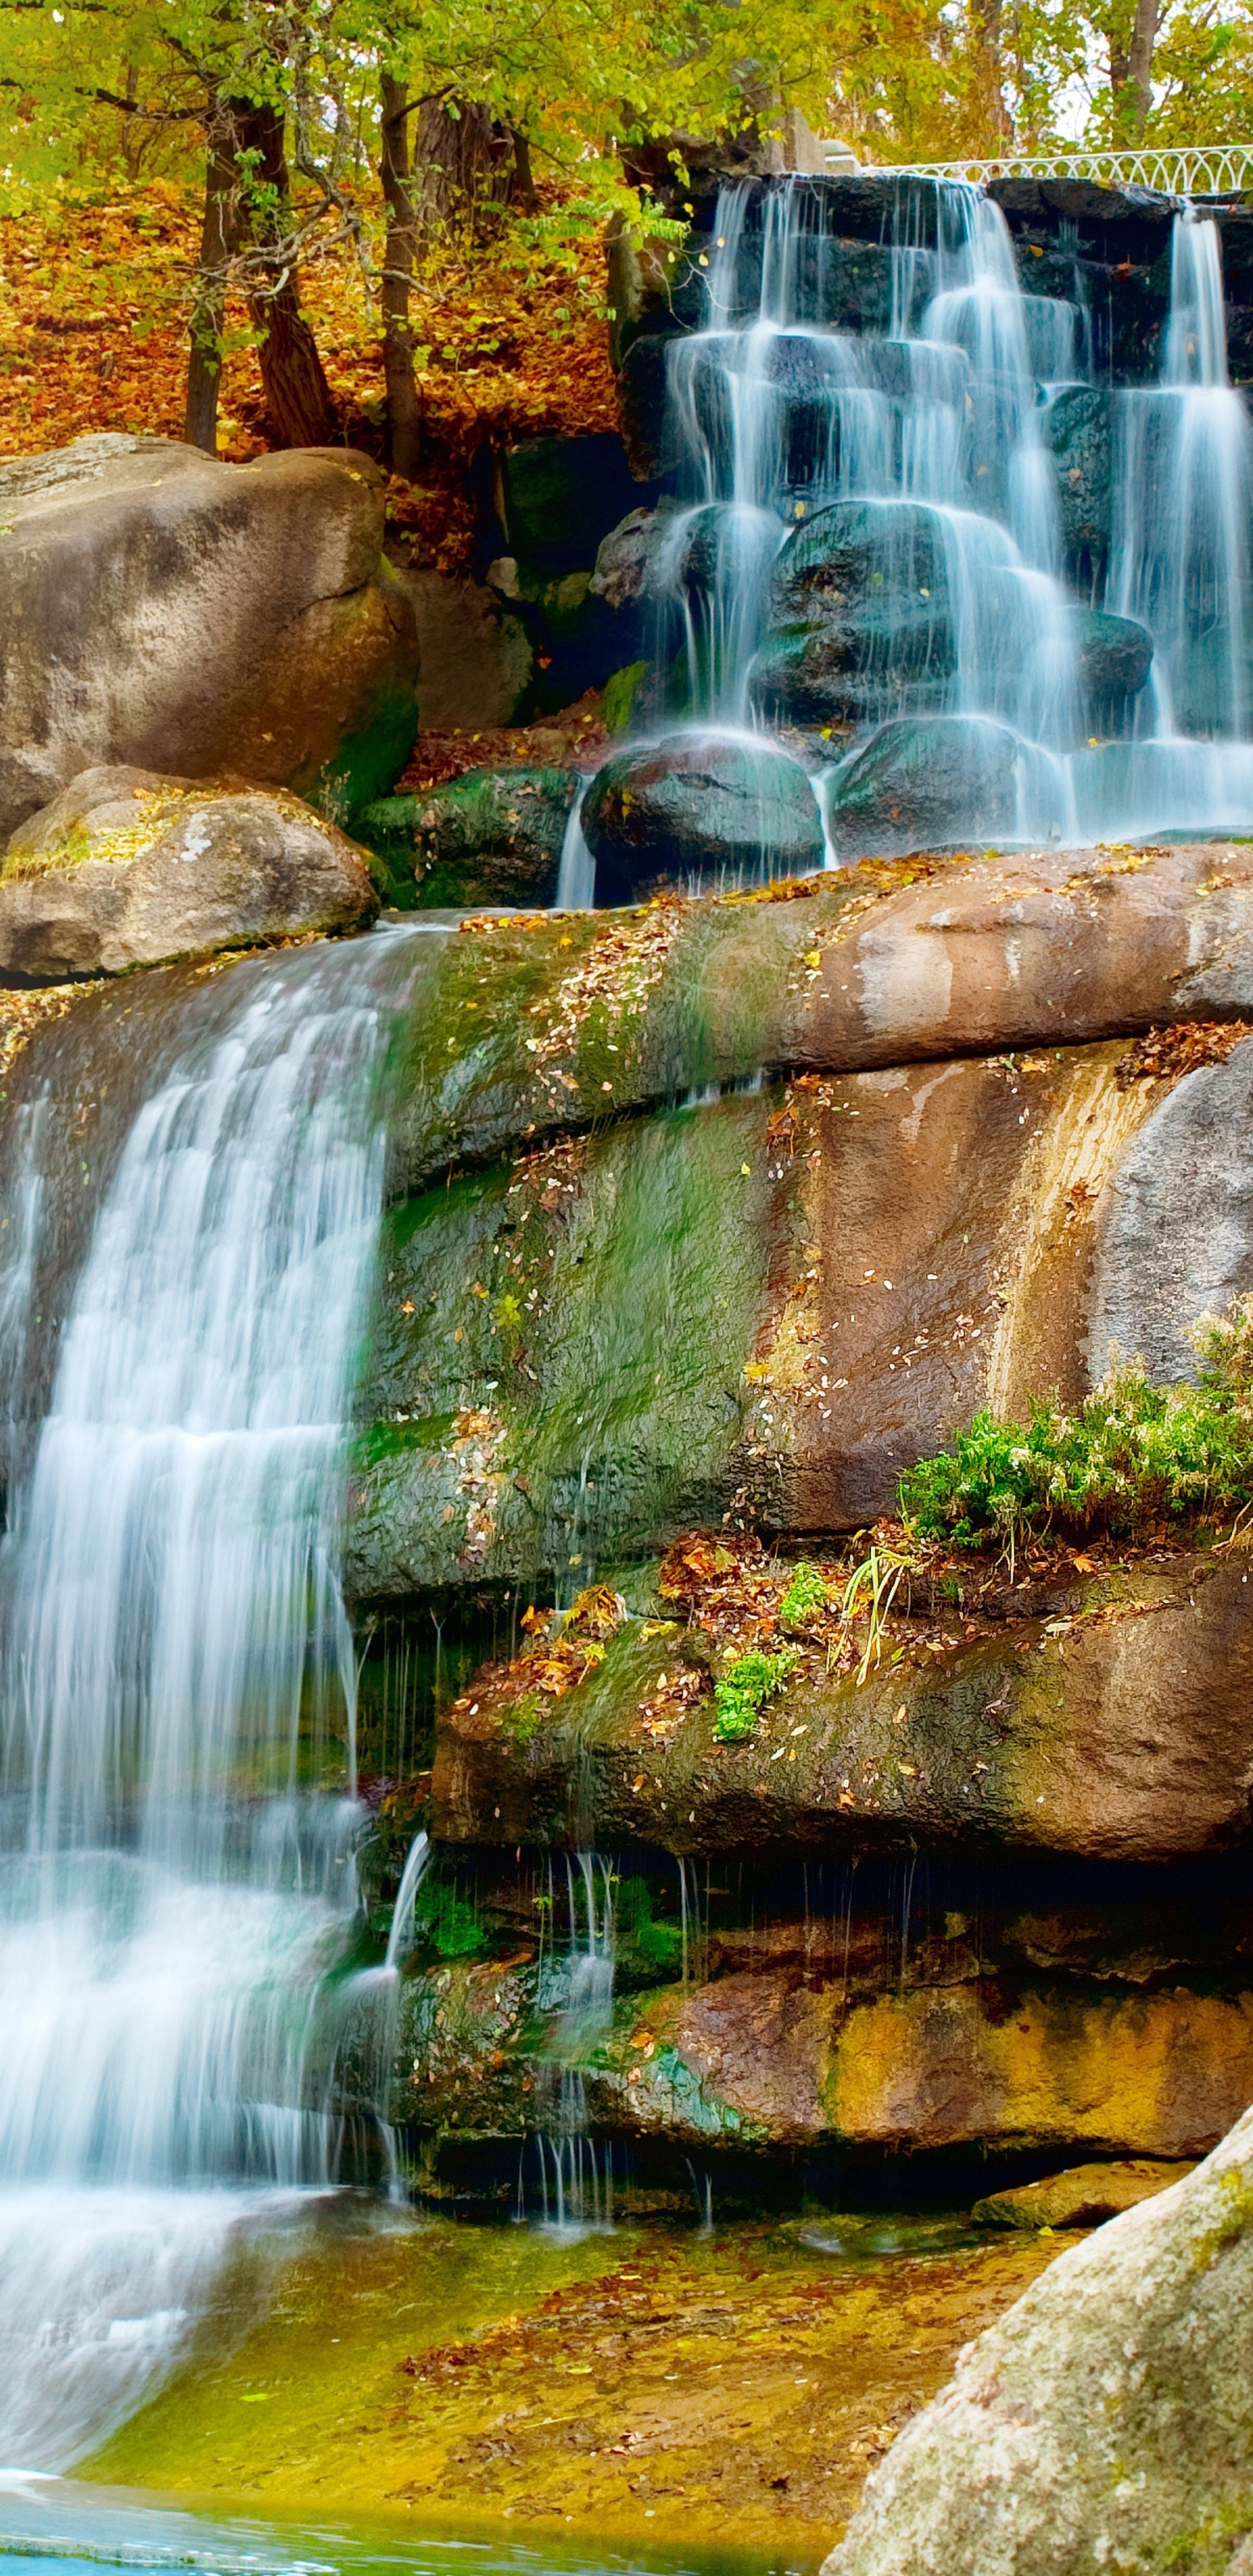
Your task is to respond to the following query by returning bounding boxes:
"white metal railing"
[836,143,1253,198]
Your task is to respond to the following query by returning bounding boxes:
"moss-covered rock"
[425,1538,1253,1868]
[973,2157,1197,2231]
[360,766,579,908]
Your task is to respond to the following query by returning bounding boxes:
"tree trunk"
[379,71,422,480]
[184,123,238,455]
[509,124,539,213]
[234,98,338,447]
[1111,0,1159,133]
[414,98,512,242]
[969,0,1014,149]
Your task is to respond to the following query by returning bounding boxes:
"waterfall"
[1112,208,1253,745]
[0,927,427,2468]
[524,1853,617,2234]
[634,174,1253,865]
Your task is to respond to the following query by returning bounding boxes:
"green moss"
[602,661,648,733]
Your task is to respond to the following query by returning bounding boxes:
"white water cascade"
[641,176,1253,860]
[0,928,426,2468]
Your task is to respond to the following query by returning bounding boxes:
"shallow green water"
[0,2478,795,2576]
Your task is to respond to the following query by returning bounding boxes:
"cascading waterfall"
[0,928,426,2467]
[637,175,1253,864]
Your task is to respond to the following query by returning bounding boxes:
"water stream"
[0,929,429,2469]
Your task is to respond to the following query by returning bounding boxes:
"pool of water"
[0,2476,796,2576]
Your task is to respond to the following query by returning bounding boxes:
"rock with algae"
[821,2107,1253,2576]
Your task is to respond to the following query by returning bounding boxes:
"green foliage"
[615,1873,684,1972]
[837,1543,911,1681]
[900,1312,1253,1551]
[713,1647,795,1741]
[414,1885,486,1957]
[778,1560,831,1628]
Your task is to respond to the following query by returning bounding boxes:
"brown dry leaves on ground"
[1115,1019,1251,1088]
[0,183,618,573]
[396,691,611,794]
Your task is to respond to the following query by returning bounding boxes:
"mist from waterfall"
[0,929,426,2467]
[647,175,1253,856]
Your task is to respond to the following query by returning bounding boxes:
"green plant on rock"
[899,1305,1253,1553]
[838,1543,912,1683]
[778,1560,831,1629]
[713,1647,795,1741]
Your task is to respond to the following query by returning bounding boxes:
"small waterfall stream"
[0,928,428,2467]
[630,175,1253,868]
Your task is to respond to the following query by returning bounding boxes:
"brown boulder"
[973,2157,1198,2230]
[0,767,378,981]
[0,434,418,839]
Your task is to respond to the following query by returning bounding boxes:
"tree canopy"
[0,0,1247,473]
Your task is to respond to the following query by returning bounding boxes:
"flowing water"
[0,928,431,2469]
[632,177,1253,862]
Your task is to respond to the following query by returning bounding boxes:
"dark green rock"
[1073,607,1153,710]
[360,767,578,909]
[581,733,825,902]
[499,433,645,574]
[1043,386,1113,567]
[754,501,955,724]
[827,715,1024,858]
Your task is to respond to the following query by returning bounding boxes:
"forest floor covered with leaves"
[0,181,618,571]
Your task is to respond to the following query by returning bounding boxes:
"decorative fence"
[828,144,1253,198]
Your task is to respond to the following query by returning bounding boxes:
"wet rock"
[0,767,377,983]
[754,500,955,726]
[973,2157,1198,2231]
[364,842,1253,1199]
[498,433,647,574]
[597,1976,1253,2158]
[616,333,680,481]
[988,176,1176,265]
[826,715,1025,857]
[823,2107,1253,2576]
[358,766,579,908]
[0,435,419,840]
[1042,386,1113,568]
[589,506,667,612]
[1073,607,1154,710]
[581,733,825,902]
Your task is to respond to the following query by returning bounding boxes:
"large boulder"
[0,434,419,841]
[0,766,378,982]
[822,2106,1253,2575]
[581,732,825,901]
[826,716,1027,856]
[1073,606,1153,712]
